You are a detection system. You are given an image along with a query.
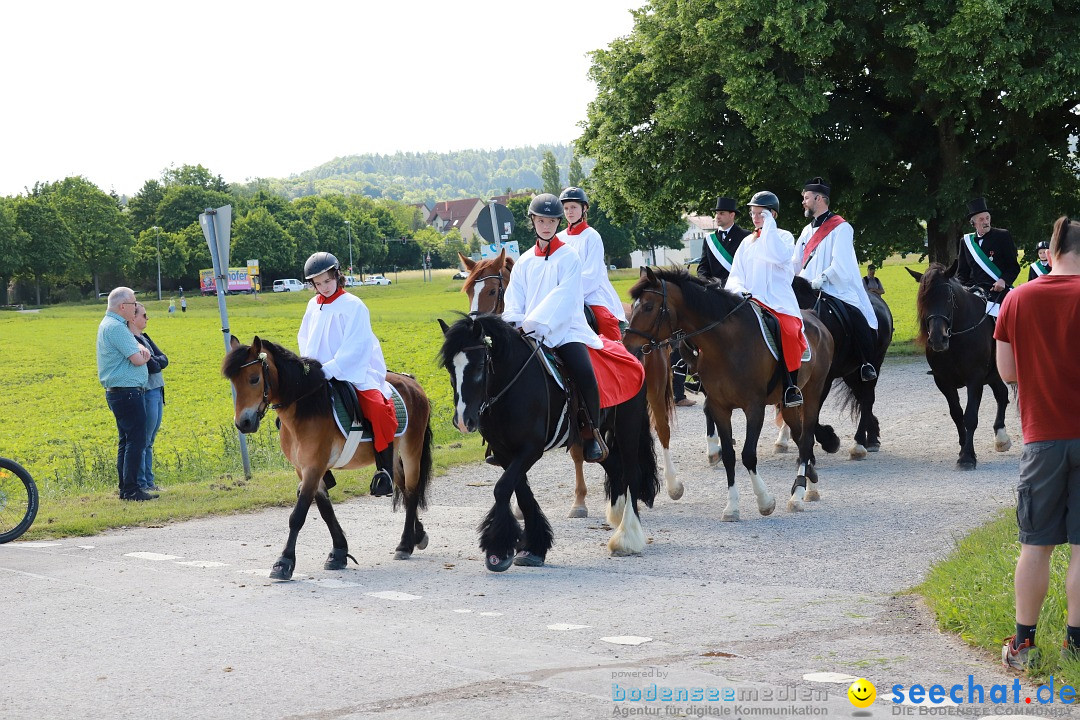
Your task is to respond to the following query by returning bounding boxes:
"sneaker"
[1002,635,1036,670]
[675,398,697,407]
[860,363,878,382]
[1062,640,1080,663]
[783,386,804,408]
[121,490,159,502]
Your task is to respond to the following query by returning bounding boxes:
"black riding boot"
[370,444,394,497]
[558,342,606,463]
[783,368,804,408]
[849,302,878,382]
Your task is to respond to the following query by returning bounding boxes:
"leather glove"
[811,274,826,291]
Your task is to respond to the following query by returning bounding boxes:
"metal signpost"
[199,205,252,479]
[475,202,518,260]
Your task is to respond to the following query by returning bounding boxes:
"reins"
[627,278,751,354]
[461,332,545,413]
[238,350,327,421]
[924,284,992,339]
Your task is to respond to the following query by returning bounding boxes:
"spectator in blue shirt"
[96,288,156,501]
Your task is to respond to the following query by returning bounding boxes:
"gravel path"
[4,356,1068,719]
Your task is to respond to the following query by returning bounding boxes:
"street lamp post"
[345,220,353,274]
[152,226,162,301]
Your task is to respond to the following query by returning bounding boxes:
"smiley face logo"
[848,678,876,708]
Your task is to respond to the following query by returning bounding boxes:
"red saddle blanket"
[589,338,646,408]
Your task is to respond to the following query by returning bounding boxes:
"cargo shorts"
[1016,438,1080,545]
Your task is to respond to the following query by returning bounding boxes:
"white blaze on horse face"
[452,352,472,432]
[469,284,481,314]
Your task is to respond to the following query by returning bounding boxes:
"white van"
[273,278,305,293]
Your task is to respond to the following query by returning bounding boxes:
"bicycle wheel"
[0,457,39,543]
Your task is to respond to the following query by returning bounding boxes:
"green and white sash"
[706,231,734,272]
[1031,260,1049,277]
[963,233,1002,282]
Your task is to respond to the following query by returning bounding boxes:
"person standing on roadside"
[97,288,156,502]
[129,303,168,493]
[996,216,1080,669]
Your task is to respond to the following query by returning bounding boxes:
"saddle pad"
[522,336,566,391]
[750,303,812,363]
[332,384,408,441]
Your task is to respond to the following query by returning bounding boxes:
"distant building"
[424,193,534,242]
[630,213,716,268]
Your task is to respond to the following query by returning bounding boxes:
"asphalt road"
[2,357,1070,719]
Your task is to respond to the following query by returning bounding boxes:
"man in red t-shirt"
[995,216,1080,670]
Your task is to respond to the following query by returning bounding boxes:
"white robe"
[557,224,626,321]
[793,216,878,330]
[297,291,391,396]
[726,213,802,321]
[502,240,604,349]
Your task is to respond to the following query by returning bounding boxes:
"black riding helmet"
[558,186,589,209]
[1037,240,1050,250]
[747,191,780,213]
[528,193,564,219]
[304,251,340,280]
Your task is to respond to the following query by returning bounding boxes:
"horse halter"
[238,352,273,422]
[925,284,990,338]
[459,332,543,414]
[469,272,507,315]
[625,280,675,355]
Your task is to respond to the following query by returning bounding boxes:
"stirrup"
[369,470,393,497]
[583,435,608,463]
[783,386,804,408]
[860,363,878,382]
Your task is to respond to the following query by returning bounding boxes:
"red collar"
[316,287,346,305]
[534,235,566,258]
[566,221,590,236]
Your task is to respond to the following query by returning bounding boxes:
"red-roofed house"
[427,198,486,241]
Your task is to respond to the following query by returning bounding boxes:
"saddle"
[326,378,409,468]
[519,334,593,455]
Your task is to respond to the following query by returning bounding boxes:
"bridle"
[459,332,544,415]
[469,271,508,315]
[625,279,752,355]
[236,350,326,422]
[924,283,991,339]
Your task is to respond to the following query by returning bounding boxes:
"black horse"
[438,314,659,571]
[908,264,1012,469]
[786,276,895,458]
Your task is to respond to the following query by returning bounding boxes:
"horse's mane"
[791,275,816,309]
[629,267,746,320]
[438,313,525,369]
[915,263,957,347]
[223,339,332,421]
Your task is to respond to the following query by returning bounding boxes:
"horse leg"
[512,478,553,566]
[990,376,1012,452]
[741,405,776,517]
[654,396,682,501]
[933,374,967,454]
[955,383,984,470]
[857,375,882,452]
[774,418,791,454]
[568,443,588,518]
[705,405,721,467]
[844,375,868,460]
[607,406,647,555]
[783,405,812,512]
[270,471,320,581]
[479,457,529,572]
[314,488,356,570]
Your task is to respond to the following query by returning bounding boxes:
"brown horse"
[626,268,835,519]
[223,336,434,580]
[459,250,680,518]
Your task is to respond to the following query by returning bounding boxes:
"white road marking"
[600,636,653,645]
[7,542,62,548]
[547,623,590,631]
[478,611,503,617]
[365,590,421,601]
[124,552,182,560]
[802,672,859,684]
[453,609,473,613]
[175,561,229,568]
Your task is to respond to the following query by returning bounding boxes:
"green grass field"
[0,258,934,540]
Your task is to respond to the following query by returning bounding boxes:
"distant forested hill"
[262,145,594,202]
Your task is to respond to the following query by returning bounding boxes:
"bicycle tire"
[0,457,39,543]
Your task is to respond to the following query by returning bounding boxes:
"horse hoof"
[996,439,1012,452]
[608,543,642,557]
[866,443,881,453]
[721,509,740,522]
[324,548,356,571]
[708,452,722,466]
[956,461,976,471]
[773,443,788,454]
[758,496,776,516]
[787,498,805,512]
[849,444,867,460]
[568,506,588,519]
[415,532,429,551]
[805,488,821,502]
[513,551,545,567]
[269,557,295,581]
[394,549,412,560]
[667,482,685,501]
[485,552,513,572]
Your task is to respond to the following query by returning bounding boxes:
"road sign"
[480,241,520,261]
[475,203,514,244]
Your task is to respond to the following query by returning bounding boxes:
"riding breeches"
[753,300,806,372]
[555,342,600,424]
[832,297,876,365]
[357,388,398,452]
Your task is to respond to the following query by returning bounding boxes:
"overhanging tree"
[578,0,1080,265]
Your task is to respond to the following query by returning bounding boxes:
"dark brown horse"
[626,268,834,519]
[459,250,680,516]
[223,336,434,580]
[908,264,1011,469]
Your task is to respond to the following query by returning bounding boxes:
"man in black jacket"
[697,196,751,287]
[955,197,1020,315]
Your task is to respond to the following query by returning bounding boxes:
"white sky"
[1,0,643,198]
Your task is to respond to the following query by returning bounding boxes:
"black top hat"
[965,197,991,221]
[803,176,830,196]
[714,196,740,214]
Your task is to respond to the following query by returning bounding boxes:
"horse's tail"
[636,390,661,509]
[393,420,434,512]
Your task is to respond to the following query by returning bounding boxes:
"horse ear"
[459,252,476,270]
[252,336,262,353]
[643,266,658,284]
[905,267,923,283]
[230,334,241,350]
[438,318,451,335]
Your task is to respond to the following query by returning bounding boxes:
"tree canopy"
[578,0,1080,264]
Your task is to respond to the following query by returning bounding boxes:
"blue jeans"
[105,388,147,497]
[139,387,164,489]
